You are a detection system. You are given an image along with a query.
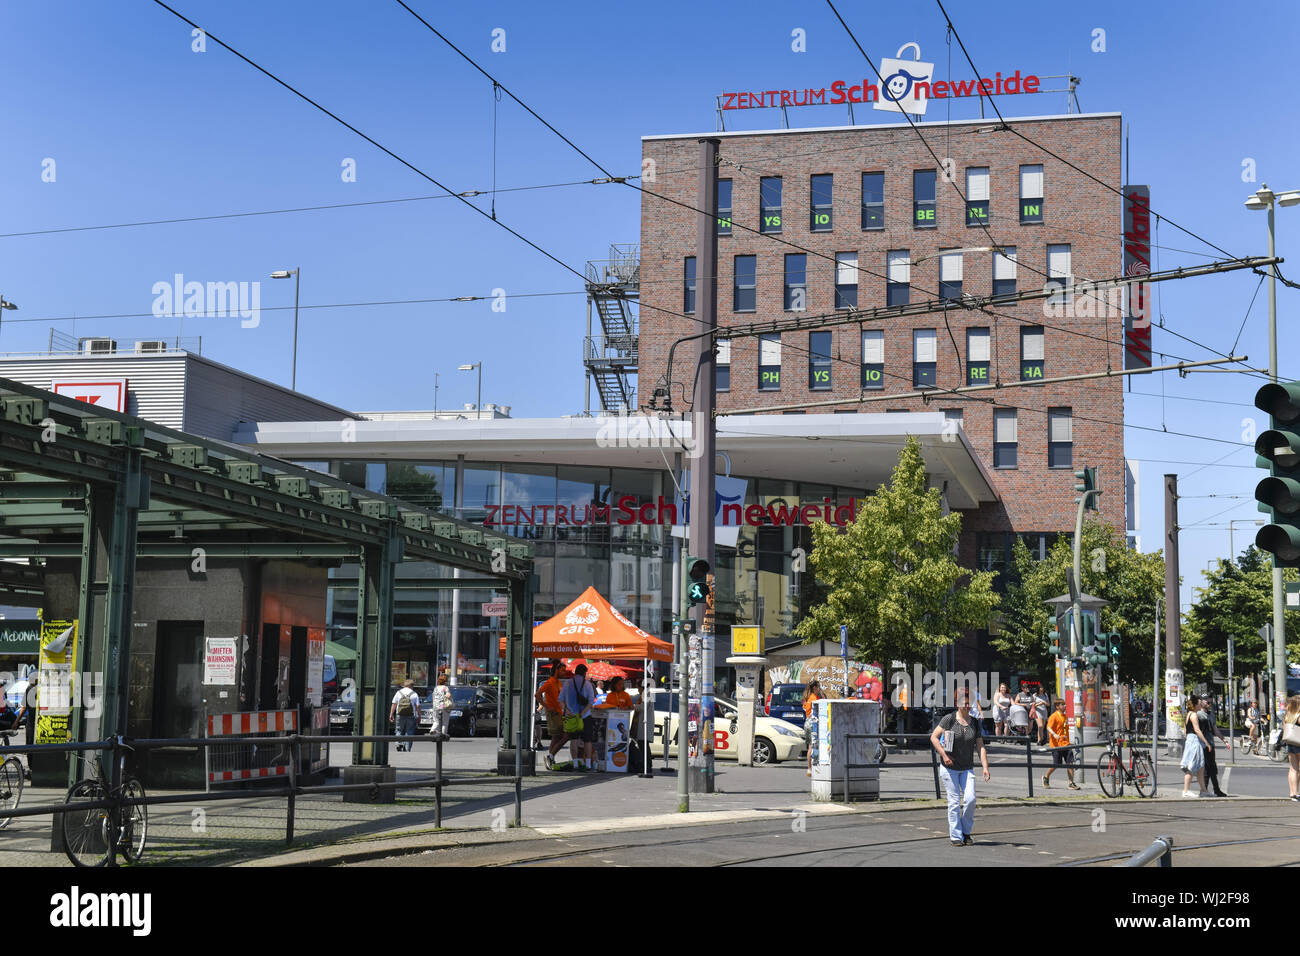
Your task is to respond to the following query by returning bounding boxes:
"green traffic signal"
[1254,382,1300,567]
[685,556,711,607]
[1108,633,1121,661]
[1074,466,1099,511]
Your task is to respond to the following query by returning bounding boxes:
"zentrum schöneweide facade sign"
[483,495,862,529]
[720,43,1041,117]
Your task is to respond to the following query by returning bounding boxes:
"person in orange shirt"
[597,675,635,710]
[1042,698,1080,789]
[803,680,823,776]
[537,661,569,770]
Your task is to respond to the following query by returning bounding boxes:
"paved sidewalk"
[2,736,1291,866]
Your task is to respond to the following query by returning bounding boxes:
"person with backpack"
[427,673,453,742]
[389,679,421,752]
[559,663,597,772]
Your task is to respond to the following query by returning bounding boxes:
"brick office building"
[639,113,1127,662]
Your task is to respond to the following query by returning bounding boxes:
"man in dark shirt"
[1199,698,1229,797]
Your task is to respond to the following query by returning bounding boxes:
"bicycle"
[0,730,24,829]
[1097,731,1154,798]
[61,736,147,867]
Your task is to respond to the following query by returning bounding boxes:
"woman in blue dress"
[1180,693,1209,798]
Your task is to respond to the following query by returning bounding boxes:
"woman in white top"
[993,683,1012,738]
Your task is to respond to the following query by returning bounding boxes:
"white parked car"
[645,690,805,765]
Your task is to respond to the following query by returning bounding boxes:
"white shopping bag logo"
[874,42,934,116]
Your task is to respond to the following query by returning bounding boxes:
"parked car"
[765,682,807,726]
[421,685,499,737]
[328,691,355,734]
[647,690,805,766]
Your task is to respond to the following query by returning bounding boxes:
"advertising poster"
[305,630,326,706]
[1166,668,1185,739]
[817,698,832,766]
[409,661,429,687]
[37,620,77,745]
[390,661,408,684]
[202,638,238,686]
[603,708,632,772]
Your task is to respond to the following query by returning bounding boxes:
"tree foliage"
[991,517,1165,683]
[1181,546,1300,687]
[793,436,998,665]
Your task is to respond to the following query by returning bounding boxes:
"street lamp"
[271,269,301,391]
[0,297,17,349]
[1245,183,1300,731]
[458,362,482,419]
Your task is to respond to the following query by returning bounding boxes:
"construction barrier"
[205,710,298,788]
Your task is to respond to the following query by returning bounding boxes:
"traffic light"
[1081,644,1106,665]
[1095,632,1110,661]
[1254,381,1300,567]
[686,556,711,607]
[1048,624,1064,659]
[1108,632,1121,663]
[1074,466,1099,511]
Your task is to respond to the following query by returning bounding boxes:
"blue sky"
[1,0,1297,614]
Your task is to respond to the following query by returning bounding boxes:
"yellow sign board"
[730,626,763,656]
[37,620,77,745]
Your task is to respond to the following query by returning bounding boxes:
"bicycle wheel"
[0,758,22,829]
[119,778,147,863]
[1097,750,1123,797]
[1131,751,1155,797]
[61,779,112,867]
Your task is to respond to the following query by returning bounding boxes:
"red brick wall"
[639,115,1126,540]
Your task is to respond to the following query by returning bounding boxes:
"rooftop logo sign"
[719,42,1041,116]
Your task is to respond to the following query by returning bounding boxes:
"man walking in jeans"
[389,679,420,752]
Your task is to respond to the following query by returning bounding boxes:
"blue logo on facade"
[882,68,927,102]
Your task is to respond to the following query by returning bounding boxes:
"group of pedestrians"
[537,660,637,772]
[387,674,454,751]
[991,683,1049,744]
[1179,693,1231,797]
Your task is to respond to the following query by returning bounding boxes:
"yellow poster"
[37,620,77,745]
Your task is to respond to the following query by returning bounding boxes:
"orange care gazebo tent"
[530,587,672,776]
[531,587,673,662]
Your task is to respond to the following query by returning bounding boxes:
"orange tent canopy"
[531,587,673,663]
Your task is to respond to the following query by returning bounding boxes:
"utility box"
[810,698,880,802]
[726,655,766,767]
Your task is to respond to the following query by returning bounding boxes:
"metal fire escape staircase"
[583,243,639,413]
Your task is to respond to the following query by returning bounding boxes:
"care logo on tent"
[560,602,600,635]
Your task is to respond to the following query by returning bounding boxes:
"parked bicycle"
[0,731,23,829]
[1097,731,1154,798]
[61,736,147,867]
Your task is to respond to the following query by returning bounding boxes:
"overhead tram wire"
[825,0,1264,380]
[931,0,1242,263]
[383,0,1265,400]
[0,177,631,240]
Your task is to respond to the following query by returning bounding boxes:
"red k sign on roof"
[50,378,128,412]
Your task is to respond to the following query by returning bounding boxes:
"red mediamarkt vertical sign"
[1123,185,1152,369]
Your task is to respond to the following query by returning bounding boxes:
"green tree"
[1182,546,1300,687]
[992,517,1165,683]
[793,436,998,665]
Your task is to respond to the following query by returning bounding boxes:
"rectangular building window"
[1047,243,1072,306]
[759,333,781,390]
[784,253,807,311]
[943,408,964,429]
[1021,326,1044,381]
[716,338,731,392]
[835,252,859,309]
[733,254,756,312]
[861,329,884,390]
[810,173,833,231]
[683,257,696,315]
[1020,164,1044,223]
[887,250,911,306]
[809,331,832,390]
[913,329,937,388]
[760,176,783,233]
[967,328,990,386]
[993,246,1017,297]
[913,169,937,228]
[1048,407,1073,468]
[994,409,1018,468]
[716,179,733,236]
[939,250,963,301]
[862,172,884,230]
[966,167,990,226]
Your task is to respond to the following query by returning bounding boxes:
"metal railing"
[1126,834,1174,867]
[0,727,528,862]
[842,731,1124,802]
